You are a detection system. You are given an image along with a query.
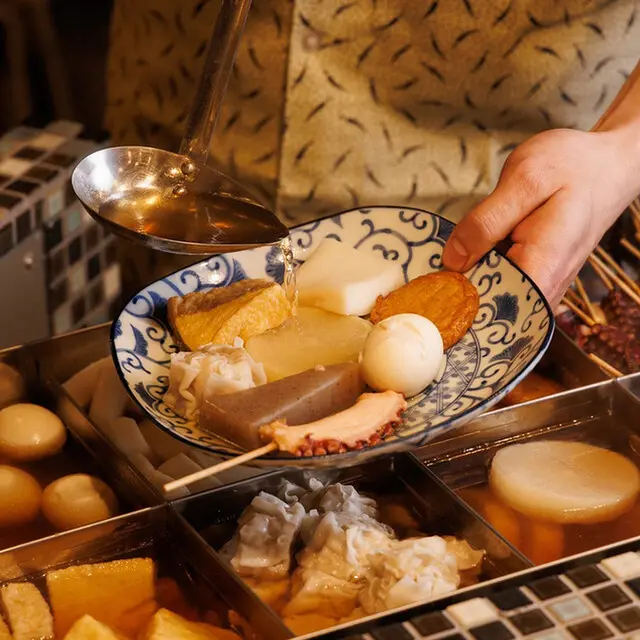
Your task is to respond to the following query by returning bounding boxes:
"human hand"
[442,128,640,309]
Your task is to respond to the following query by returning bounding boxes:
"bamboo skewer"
[562,296,595,327]
[163,442,277,494]
[621,237,640,262]
[588,257,614,291]
[594,246,640,297]
[574,275,599,323]
[565,286,585,308]
[589,353,624,378]
[588,254,640,307]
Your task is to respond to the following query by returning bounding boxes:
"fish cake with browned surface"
[167,279,291,351]
[370,272,479,350]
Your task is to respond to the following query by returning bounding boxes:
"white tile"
[47,189,64,219]
[446,597,497,628]
[53,307,72,335]
[68,265,85,297]
[0,158,32,177]
[601,551,640,579]
[30,132,65,150]
[535,632,569,640]
[548,596,591,623]
[104,264,121,302]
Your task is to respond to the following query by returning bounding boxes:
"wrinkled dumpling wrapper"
[164,343,266,419]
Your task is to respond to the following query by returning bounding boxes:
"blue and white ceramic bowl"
[111,206,554,467]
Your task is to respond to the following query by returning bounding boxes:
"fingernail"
[444,237,469,271]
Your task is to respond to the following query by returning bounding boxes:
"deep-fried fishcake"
[370,272,479,350]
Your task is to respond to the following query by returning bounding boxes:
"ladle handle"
[179,0,252,165]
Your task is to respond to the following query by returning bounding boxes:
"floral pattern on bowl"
[111,206,554,467]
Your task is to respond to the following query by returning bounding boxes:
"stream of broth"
[279,235,298,313]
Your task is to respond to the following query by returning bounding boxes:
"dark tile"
[0,224,13,258]
[68,237,82,265]
[109,298,122,319]
[87,253,101,281]
[46,152,76,168]
[489,588,532,611]
[567,566,609,589]
[371,623,413,640]
[608,606,640,633]
[509,609,554,635]
[0,192,21,210]
[44,219,63,252]
[14,146,45,160]
[470,621,514,640]
[16,211,32,243]
[71,296,86,325]
[89,281,104,310]
[49,280,68,310]
[567,619,613,640]
[34,199,43,226]
[626,577,640,597]
[65,181,76,207]
[439,636,465,640]
[411,611,453,636]
[85,225,100,252]
[587,585,631,612]
[529,576,571,600]
[48,250,66,281]
[104,240,118,266]
[6,179,39,196]
[25,165,59,182]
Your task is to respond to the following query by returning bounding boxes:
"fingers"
[443,154,559,272]
[506,191,589,308]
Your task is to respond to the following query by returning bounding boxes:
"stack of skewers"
[559,203,640,378]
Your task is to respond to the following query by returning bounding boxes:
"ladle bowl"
[70,0,285,254]
[72,146,289,254]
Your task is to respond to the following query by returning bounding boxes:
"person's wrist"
[594,126,640,210]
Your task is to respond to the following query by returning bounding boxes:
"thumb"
[442,163,555,272]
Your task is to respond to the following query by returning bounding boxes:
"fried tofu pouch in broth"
[370,272,479,350]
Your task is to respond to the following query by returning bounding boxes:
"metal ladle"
[71,0,289,254]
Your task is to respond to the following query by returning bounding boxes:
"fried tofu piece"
[167,279,291,350]
[63,615,125,640]
[370,272,479,350]
[0,582,54,640]
[46,558,156,638]
[142,608,240,640]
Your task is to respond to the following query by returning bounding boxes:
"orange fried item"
[370,272,479,350]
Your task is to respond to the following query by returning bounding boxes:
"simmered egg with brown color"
[0,465,41,527]
[0,403,67,462]
[42,474,118,531]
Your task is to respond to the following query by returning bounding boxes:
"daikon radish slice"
[490,441,640,525]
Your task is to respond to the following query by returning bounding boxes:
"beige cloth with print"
[105,0,640,295]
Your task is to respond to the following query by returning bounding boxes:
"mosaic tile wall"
[331,547,640,640]
[0,121,121,340]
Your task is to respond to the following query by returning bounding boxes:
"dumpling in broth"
[221,492,305,580]
[164,343,266,420]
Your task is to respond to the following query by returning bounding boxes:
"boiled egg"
[360,314,444,397]
[0,465,41,527]
[42,474,118,531]
[0,403,67,462]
